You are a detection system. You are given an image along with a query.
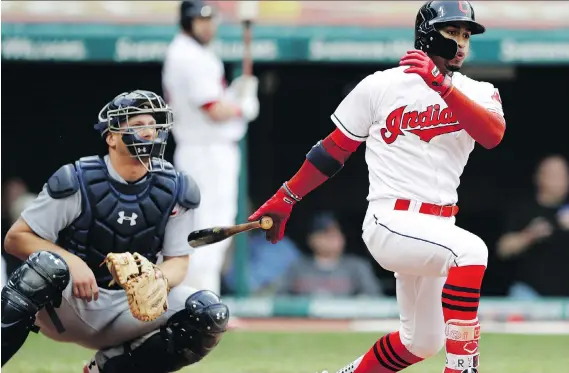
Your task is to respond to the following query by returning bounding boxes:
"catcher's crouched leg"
[93,290,229,373]
[1,251,70,367]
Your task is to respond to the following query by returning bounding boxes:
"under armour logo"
[137,147,147,154]
[216,312,226,320]
[117,211,138,226]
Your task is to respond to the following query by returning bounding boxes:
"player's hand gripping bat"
[187,216,273,248]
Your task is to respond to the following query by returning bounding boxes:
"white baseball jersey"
[162,33,247,144]
[331,66,504,206]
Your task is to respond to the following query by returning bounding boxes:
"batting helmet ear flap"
[180,17,192,33]
[418,31,459,60]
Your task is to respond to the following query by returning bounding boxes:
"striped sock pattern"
[442,283,480,320]
[354,332,422,373]
[442,266,485,322]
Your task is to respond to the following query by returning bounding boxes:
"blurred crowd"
[3,154,568,298]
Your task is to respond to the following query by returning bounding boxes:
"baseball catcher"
[2,90,230,373]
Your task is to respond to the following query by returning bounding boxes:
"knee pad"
[101,290,229,373]
[163,289,229,362]
[1,251,69,366]
[2,251,69,324]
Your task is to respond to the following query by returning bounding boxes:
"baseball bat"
[187,216,273,248]
[242,21,253,76]
[237,1,259,76]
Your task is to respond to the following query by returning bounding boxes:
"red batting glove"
[248,182,300,244]
[399,50,453,98]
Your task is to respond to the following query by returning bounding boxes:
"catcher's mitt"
[103,252,170,322]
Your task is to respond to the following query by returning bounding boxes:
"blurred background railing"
[2,0,569,321]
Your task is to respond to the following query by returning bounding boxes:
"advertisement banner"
[2,1,569,29]
[3,23,569,64]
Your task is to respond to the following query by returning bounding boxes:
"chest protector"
[53,156,199,289]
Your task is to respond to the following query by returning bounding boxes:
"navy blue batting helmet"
[414,1,485,60]
[180,0,215,31]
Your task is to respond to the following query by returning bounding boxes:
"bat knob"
[260,216,273,230]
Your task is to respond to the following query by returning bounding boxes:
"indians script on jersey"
[381,104,461,144]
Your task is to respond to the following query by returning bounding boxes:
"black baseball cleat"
[461,369,478,373]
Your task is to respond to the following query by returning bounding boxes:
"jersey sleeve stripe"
[331,113,368,140]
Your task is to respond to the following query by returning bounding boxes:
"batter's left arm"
[400,50,505,149]
[442,85,505,149]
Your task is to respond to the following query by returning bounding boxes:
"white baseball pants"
[174,142,240,295]
[362,199,488,358]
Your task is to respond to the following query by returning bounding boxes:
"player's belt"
[394,199,459,217]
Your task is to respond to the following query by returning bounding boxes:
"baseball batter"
[162,0,260,295]
[1,90,229,373]
[250,2,505,373]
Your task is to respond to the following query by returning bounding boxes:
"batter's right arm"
[249,75,379,243]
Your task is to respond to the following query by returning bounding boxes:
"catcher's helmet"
[415,1,485,60]
[180,0,215,31]
[94,90,173,171]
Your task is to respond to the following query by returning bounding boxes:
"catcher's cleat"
[83,358,100,373]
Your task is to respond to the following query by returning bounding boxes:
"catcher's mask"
[94,90,173,172]
[414,1,485,60]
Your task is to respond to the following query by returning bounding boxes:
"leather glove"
[228,75,259,122]
[399,50,453,97]
[229,75,259,99]
[248,183,300,243]
[103,252,169,322]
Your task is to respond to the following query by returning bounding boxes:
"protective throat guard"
[121,128,170,164]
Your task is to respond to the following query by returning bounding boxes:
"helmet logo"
[458,1,470,15]
[438,6,445,17]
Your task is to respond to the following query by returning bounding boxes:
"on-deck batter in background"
[162,0,260,295]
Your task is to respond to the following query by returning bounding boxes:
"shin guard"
[443,319,480,373]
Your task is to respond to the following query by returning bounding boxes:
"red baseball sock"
[442,265,485,373]
[338,332,422,373]
[442,265,485,321]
